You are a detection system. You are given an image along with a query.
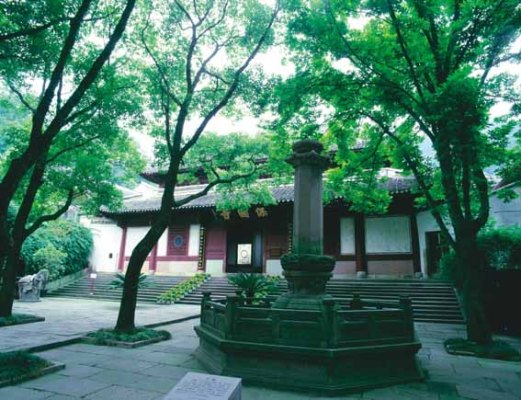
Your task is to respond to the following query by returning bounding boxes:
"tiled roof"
[103,178,416,216]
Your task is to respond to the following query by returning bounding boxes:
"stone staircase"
[47,273,187,303]
[178,276,464,324]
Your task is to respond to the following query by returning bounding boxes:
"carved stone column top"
[285,139,330,169]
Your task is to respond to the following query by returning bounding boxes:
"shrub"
[438,225,521,288]
[22,220,93,280]
[0,351,51,383]
[32,244,67,281]
[157,273,209,304]
[85,327,171,345]
[478,226,521,270]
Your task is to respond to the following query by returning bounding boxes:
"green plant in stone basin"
[228,273,278,305]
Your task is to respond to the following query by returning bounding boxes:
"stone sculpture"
[18,269,49,302]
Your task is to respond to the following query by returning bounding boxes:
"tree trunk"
[0,247,22,318]
[456,237,492,344]
[115,222,167,331]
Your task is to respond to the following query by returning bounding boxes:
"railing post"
[235,290,245,306]
[323,299,339,347]
[225,295,239,339]
[399,295,414,336]
[350,293,362,310]
[201,291,211,324]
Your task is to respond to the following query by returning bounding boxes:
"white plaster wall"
[88,222,122,273]
[266,260,283,276]
[188,224,200,256]
[333,261,356,277]
[416,210,442,276]
[157,229,168,256]
[206,259,224,276]
[365,216,411,253]
[125,227,150,257]
[156,261,198,276]
[490,187,521,227]
[340,217,355,255]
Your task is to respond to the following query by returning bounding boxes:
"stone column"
[287,140,329,255]
[274,140,336,310]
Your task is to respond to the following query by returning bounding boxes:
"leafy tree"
[115,0,280,331]
[0,0,138,317]
[279,0,521,344]
[173,131,278,211]
[21,220,93,279]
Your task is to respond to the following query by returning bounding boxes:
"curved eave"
[101,191,412,217]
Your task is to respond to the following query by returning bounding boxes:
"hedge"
[439,225,521,288]
[21,220,93,281]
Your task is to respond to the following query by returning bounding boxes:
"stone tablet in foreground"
[164,372,241,400]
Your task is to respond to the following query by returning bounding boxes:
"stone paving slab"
[0,298,199,352]
[0,318,520,399]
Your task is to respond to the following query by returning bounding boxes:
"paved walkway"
[1,317,520,399]
[0,298,199,352]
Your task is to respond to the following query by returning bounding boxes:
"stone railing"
[199,292,415,348]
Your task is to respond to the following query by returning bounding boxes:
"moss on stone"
[281,253,335,272]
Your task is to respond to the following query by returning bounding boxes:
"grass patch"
[85,327,171,346]
[0,351,51,383]
[0,313,44,327]
[445,338,521,361]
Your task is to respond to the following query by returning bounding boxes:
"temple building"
[86,167,449,278]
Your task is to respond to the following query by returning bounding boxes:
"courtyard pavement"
[0,298,200,352]
[1,314,520,399]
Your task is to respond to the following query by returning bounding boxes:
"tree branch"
[31,0,94,138]
[365,112,455,247]
[46,134,102,164]
[140,17,182,106]
[24,189,75,238]
[44,0,137,140]
[174,167,256,208]
[0,17,69,42]
[6,81,35,112]
[180,1,280,157]
[386,0,427,104]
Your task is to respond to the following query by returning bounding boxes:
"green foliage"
[0,313,42,327]
[31,244,66,281]
[0,351,50,382]
[109,272,149,290]
[478,226,521,270]
[278,0,521,228]
[85,327,171,344]
[228,273,279,304]
[22,219,93,280]
[439,226,521,287]
[157,274,209,305]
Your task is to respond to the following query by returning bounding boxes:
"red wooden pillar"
[118,225,127,271]
[410,214,421,274]
[355,214,367,273]
[149,243,158,273]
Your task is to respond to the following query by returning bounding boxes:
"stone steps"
[47,273,187,303]
[177,277,464,324]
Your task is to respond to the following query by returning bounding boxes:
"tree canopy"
[276,0,521,343]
